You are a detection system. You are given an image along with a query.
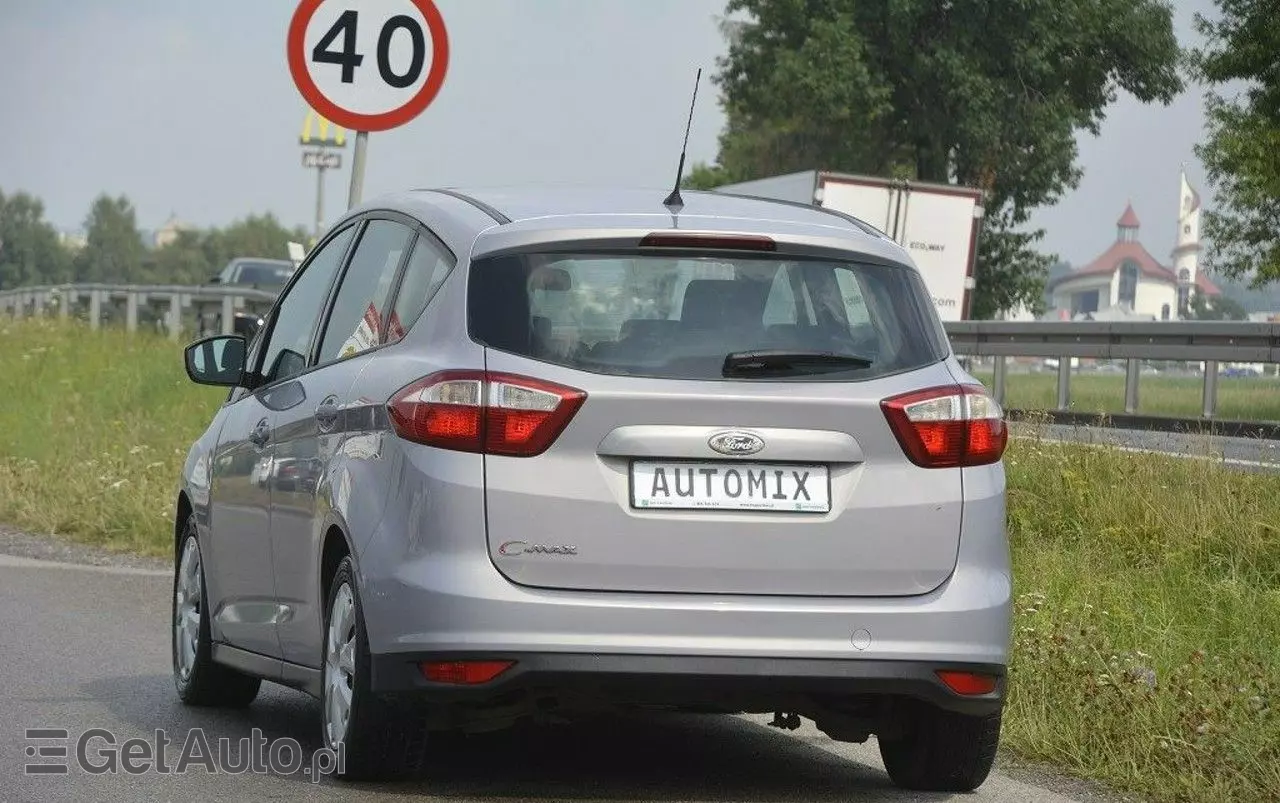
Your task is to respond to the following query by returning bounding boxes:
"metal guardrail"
[0,284,279,339]
[946,320,1280,422]
[2,285,1276,423]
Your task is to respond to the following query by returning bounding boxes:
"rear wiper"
[722,349,874,376]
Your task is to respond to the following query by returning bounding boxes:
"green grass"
[2,319,1278,801]
[1002,426,1280,801]
[970,369,1280,422]
[0,318,226,554]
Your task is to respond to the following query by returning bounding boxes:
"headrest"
[680,279,769,329]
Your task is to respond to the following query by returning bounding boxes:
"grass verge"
[1003,424,1280,801]
[2,319,1278,800]
[0,318,225,554]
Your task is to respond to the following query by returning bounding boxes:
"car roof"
[432,186,882,233]
[349,185,909,266]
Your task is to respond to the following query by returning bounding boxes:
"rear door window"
[835,269,872,325]
[468,252,946,381]
[317,220,414,363]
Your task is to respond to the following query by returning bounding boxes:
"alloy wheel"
[324,583,357,748]
[174,536,202,681]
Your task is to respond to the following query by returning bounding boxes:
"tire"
[172,515,262,707]
[877,700,1001,792]
[322,557,430,781]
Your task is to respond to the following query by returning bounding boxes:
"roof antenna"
[663,68,702,215]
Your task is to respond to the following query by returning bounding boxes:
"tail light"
[881,385,1007,468]
[387,370,586,457]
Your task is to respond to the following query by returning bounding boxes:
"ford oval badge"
[708,431,765,456]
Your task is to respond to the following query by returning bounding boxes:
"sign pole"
[348,131,369,209]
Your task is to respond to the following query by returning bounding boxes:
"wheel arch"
[320,522,356,614]
[174,491,194,560]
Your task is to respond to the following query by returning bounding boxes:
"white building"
[153,213,191,249]
[58,230,87,253]
[1000,169,1220,322]
[1045,170,1219,320]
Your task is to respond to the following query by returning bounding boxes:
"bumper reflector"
[935,670,999,696]
[419,660,515,685]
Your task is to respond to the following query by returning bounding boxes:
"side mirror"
[185,335,247,387]
[208,275,222,284]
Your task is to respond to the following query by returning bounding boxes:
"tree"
[1187,291,1249,321]
[0,188,312,290]
[142,229,213,286]
[691,0,1184,318]
[200,213,309,279]
[684,162,738,191]
[1192,0,1280,285]
[75,195,145,284]
[134,214,309,285]
[0,189,72,289]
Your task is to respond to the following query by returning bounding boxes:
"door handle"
[249,417,271,449]
[315,396,341,433]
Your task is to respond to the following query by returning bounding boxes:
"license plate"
[630,461,830,513]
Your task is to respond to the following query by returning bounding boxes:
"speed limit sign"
[288,0,449,207]
[288,0,449,132]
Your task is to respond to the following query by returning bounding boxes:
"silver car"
[174,187,1011,791]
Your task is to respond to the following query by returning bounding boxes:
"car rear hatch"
[394,230,1003,597]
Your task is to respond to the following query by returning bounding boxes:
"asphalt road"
[0,544,1118,803]
[1015,422,1280,472]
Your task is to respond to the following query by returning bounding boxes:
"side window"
[384,232,455,344]
[318,220,414,362]
[259,226,355,385]
[762,266,798,325]
[835,270,872,325]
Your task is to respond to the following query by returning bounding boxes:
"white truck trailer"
[713,170,986,322]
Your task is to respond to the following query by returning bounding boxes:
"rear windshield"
[467,252,948,381]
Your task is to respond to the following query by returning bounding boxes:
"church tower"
[1117,203,1140,242]
[1172,168,1202,317]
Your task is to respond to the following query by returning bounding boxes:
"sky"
[0,0,1222,269]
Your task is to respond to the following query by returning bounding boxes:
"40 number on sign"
[312,10,426,89]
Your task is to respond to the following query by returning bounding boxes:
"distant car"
[173,187,1011,791]
[1222,366,1262,378]
[209,257,296,289]
[201,258,296,338]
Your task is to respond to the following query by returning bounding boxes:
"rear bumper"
[358,545,1013,668]
[355,453,1012,717]
[369,652,1006,717]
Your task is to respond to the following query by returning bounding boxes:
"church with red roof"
[1045,170,1219,321]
